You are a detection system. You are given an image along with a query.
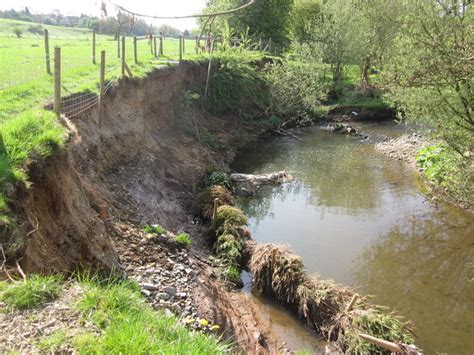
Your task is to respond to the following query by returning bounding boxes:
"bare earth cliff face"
[12,63,277,353]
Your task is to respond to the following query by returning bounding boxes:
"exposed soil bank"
[3,62,294,353]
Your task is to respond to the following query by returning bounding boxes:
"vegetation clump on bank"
[249,243,416,353]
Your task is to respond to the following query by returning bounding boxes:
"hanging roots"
[249,243,417,353]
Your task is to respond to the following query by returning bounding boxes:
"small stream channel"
[231,121,474,354]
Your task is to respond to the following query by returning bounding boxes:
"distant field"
[0,18,197,120]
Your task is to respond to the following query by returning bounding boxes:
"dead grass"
[196,185,235,220]
[249,243,416,353]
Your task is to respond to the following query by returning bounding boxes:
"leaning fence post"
[54,47,61,118]
[117,33,120,58]
[121,36,126,78]
[92,30,96,64]
[133,37,138,64]
[44,29,51,74]
[99,50,105,125]
[179,34,183,63]
[159,32,163,56]
[153,36,157,58]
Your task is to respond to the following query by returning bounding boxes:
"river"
[232,121,474,354]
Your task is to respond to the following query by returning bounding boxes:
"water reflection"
[355,209,474,354]
[232,123,474,354]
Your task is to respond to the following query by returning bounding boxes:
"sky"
[0,0,208,30]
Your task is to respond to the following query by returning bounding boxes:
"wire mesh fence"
[1,26,270,121]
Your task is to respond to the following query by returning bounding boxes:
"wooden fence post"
[92,30,96,64]
[268,37,273,54]
[182,34,185,54]
[121,36,125,78]
[195,35,199,54]
[179,35,183,63]
[159,32,163,56]
[117,33,120,58]
[133,37,138,64]
[99,50,105,125]
[54,47,61,118]
[153,36,157,58]
[44,29,51,74]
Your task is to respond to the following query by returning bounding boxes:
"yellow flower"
[198,318,209,326]
[210,325,220,331]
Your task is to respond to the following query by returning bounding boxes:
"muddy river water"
[232,121,474,354]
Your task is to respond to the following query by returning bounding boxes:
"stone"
[164,286,177,296]
[157,293,171,301]
[141,283,159,291]
[141,289,152,297]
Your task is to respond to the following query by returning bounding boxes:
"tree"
[13,28,23,38]
[202,0,294,50]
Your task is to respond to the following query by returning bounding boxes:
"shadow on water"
[232,122,474,354]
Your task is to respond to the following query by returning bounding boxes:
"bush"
[0,274,63,310]
[13,28,22,38]
[175,232,192,248]
[204,55,269,115]
[264,60,328,122]
[201,166,231,189]
[215,205,248,228]
[196,185,235,220]
[27,24,44,35]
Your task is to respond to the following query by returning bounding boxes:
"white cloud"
[0,0,207,30]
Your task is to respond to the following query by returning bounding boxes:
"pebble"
[164,286,177,296]
[157,293,171,301]
[141,289,152,297]
[141,282,159,291]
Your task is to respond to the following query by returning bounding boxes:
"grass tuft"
[142,224,165,235]
[175,232,192,248]
[0,274,63,310]
[215,205,248,228]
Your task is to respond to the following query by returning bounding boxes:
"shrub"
[201,166,231,189]
[224,265,242,285]
[142,224,165,235]
[264,60,328,122]
[215,205,248,228]
[0,274,63,310]
[27,25,44,35]
[196,185,235,220]
[13,28,23,38]
[175,232,192,248]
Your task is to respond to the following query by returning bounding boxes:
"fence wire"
[1,28,268,120]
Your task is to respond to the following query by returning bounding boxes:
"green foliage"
[175,232,192,248]
[203,0,294,51]
[224,265,241,285]
[13,28,22,37]
[416,144,473,207]
[201,166,231,189]
[204,54,269,116]
[0,275,63,310]
[264,59,328,121]
[142,224,165,235]
[35,329,67,352]
[215,205,248,228]
[75,276,229,354]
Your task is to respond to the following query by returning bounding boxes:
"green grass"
[142,224,165,235]
[175,232,192,248]
[35,329,67,352]
[0,274,63,310]
[74,275,230,354]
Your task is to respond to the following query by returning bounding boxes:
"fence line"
[1,27,272,122]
